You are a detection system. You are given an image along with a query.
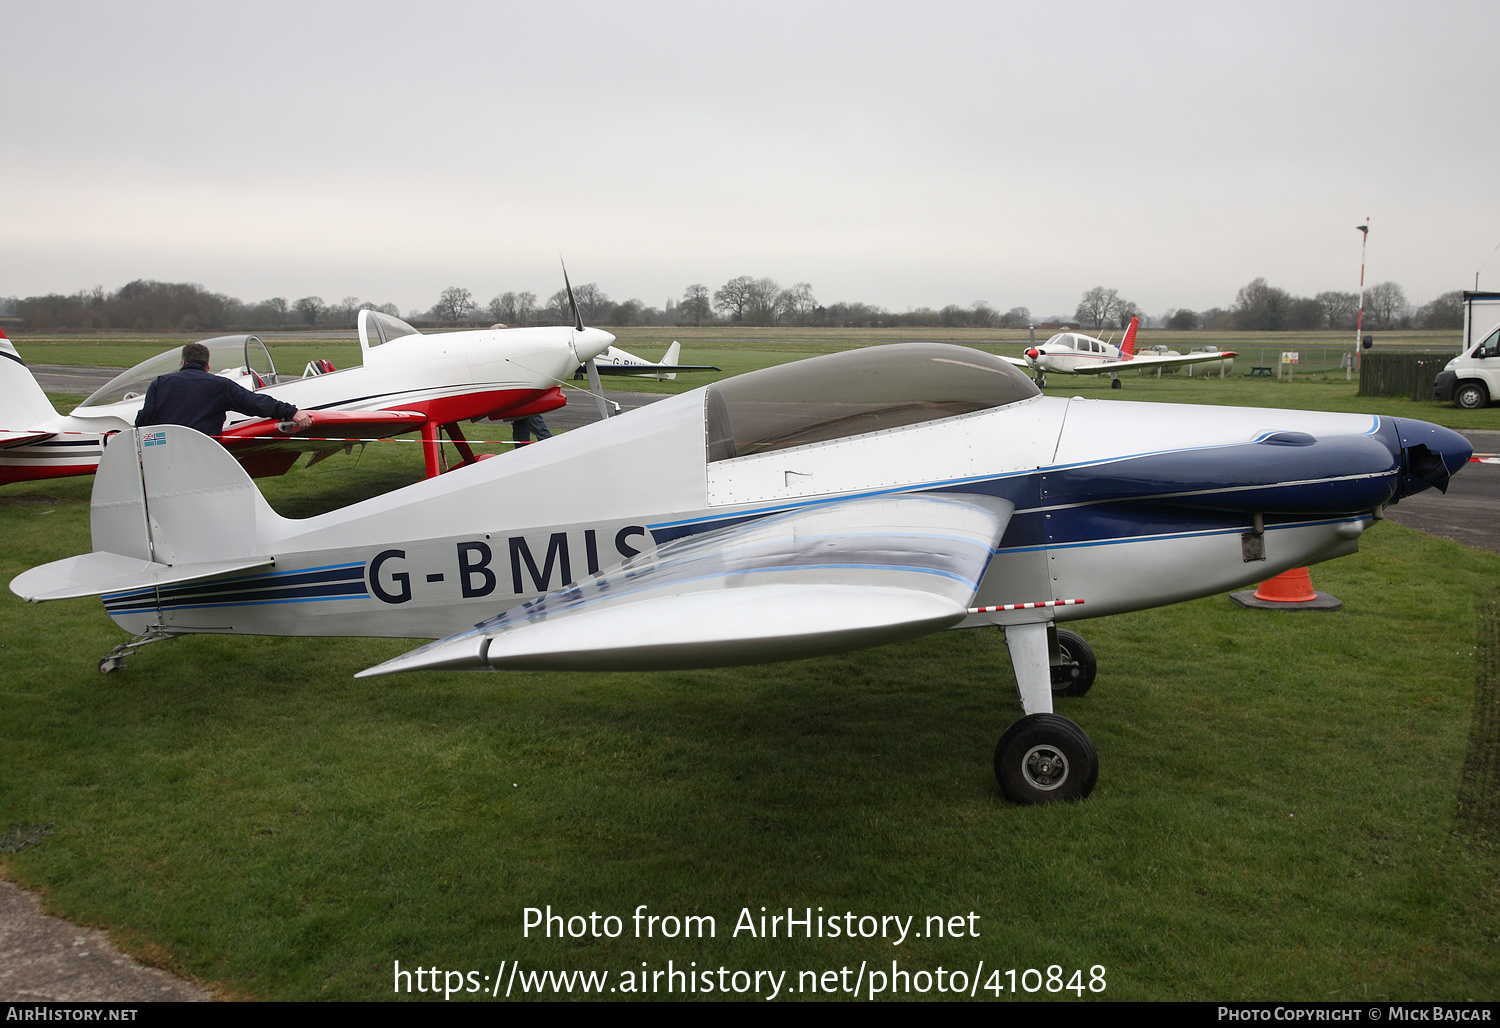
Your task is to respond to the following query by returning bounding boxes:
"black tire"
[1109,377,1122,389]
[1036,373,1047,389]
[1454,381,1488,410]
[1050,629,1097,697]
[994,713,1098,804]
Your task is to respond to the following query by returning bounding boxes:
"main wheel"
[1050,629,1097,697]
[1454,381,1489,410]
[1109,377,1122,389]
[994,713,1098,804]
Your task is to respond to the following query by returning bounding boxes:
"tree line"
[0,275,1468,334]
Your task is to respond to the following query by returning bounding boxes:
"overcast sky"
[5,0,1497,319]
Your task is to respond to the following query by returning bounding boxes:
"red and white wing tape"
[967,598,1085,614]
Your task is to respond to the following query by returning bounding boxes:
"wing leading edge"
[1068,349,1239,375]
[358,492,1014,677]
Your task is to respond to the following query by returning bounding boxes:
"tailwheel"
[1050,629,1096,697]
[994,713,1098,804]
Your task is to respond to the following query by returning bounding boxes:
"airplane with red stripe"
[1003,317,1238,389]
[0,302,616,486]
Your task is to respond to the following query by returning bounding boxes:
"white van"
[1434,291,1500,409]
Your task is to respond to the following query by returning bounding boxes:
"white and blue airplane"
[10,343,1471,803]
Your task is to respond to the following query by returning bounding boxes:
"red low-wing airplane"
[0,305,616,485]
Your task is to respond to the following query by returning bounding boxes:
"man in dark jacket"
[135,343,314,436]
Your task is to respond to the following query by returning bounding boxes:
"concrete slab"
[0,879,210,1002]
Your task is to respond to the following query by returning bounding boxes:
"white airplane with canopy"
[0,290,616,484]
[11,342,1471,804]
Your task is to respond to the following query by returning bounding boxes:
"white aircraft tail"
[11,426,282,602]
[662,340,681,365]
[0,333,64,429]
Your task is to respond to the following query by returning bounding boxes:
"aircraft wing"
[0,431,55,448]
[1068,350,1238,375]
[358,491,1014,677]
[996,355,1031,369]
[219,409,428,444]
[590,363,722,375]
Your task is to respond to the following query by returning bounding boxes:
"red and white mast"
[1351,220,1369,380]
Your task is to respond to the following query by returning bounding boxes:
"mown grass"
[1,333,1496,1002]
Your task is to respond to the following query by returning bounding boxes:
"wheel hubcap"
[1021,744,1069,790]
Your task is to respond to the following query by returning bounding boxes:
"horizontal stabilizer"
[359,491,1013,677]
[11,551,273,602]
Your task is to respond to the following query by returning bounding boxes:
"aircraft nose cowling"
[1391,418,1473,497]
[1025,348,1040,361]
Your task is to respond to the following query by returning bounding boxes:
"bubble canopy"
[81,336,278,409]
[705,343,1038,462]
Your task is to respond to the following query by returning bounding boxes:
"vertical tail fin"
[661,340,681,381]
[1119,317,1140,359]
[93,426,285,565]
[0,335,64,428]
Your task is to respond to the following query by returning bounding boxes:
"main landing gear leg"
[98,624,180,673]
[996,622,1098,804]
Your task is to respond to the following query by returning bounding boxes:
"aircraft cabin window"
[360,309,420,347]
[82,336,274,408]
[705,343,1039,462]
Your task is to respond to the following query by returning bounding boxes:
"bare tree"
[1114,299,1141,329]
[779,282,817,325]
[1315,291,1358,330]
[571,283,612,323]
[1364,281,1409,329]
[1164,308,1198,330]
[542,288,571,324]
[435,287,478,323]
[1075,287,1120,329]
[679,283,713,324]
[744,278,785,325]
[1232,278,1294,330]
[487,292,519,324]
[713,276,757,322]
[1416,290,1464,330]
[998,306,1031,328]
[292,296,324,327]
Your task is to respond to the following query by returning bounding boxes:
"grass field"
[1,329,1497,1002]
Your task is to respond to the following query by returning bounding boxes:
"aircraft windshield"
[705,343,1038,462]
[81,336,279,408]
[360,309,420,347]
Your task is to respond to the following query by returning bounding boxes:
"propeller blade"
[562,260,585,333]
[584,358,613,419]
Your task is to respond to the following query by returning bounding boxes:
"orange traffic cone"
[1231,567,1342,610]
